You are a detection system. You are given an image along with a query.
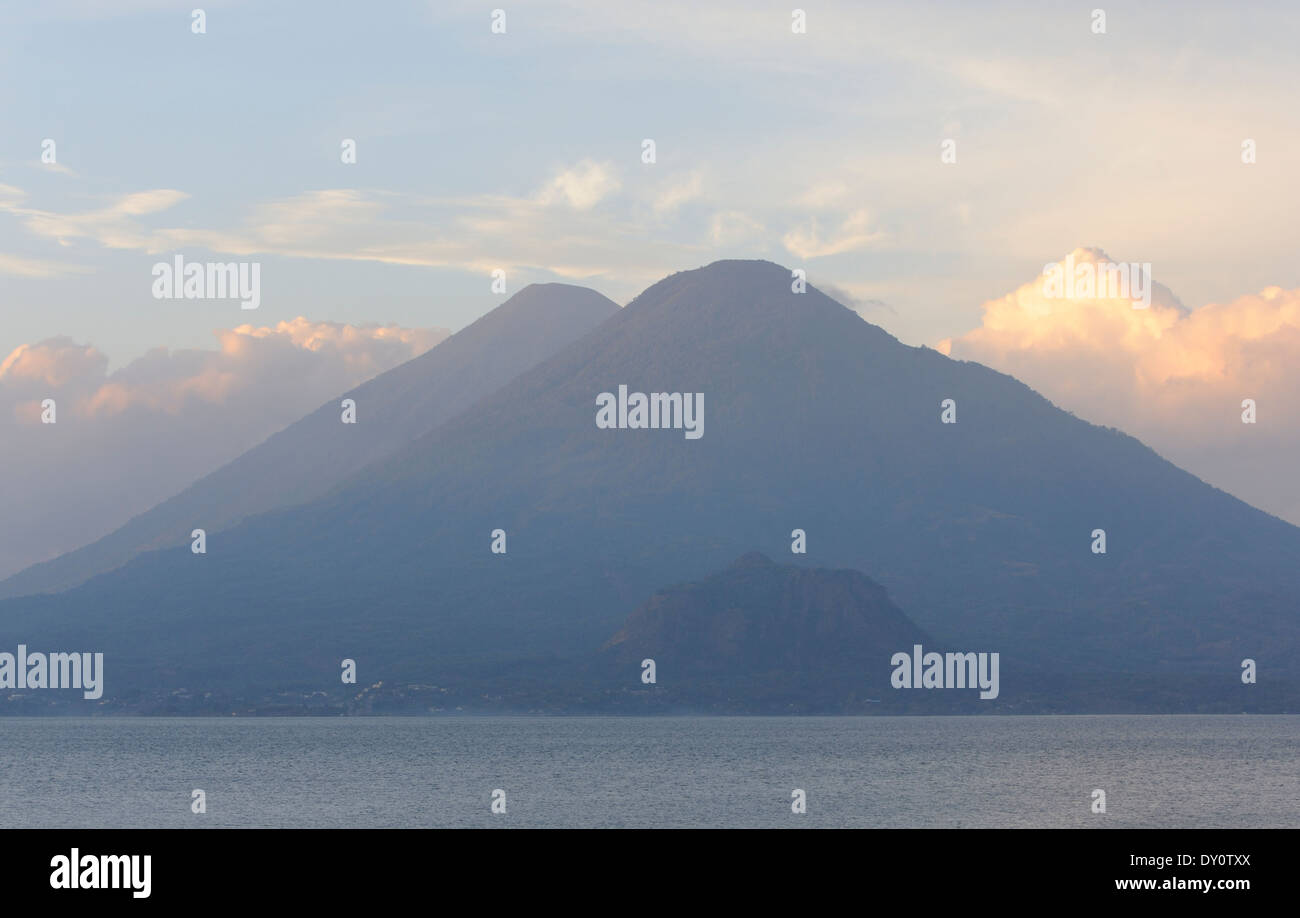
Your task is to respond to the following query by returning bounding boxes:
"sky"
[1,0,1298,571]
[4,0,1298,363]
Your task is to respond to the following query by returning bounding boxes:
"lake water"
[0,715,1293,828]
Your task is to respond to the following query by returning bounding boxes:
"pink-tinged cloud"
[941,248,1300,526]
[0,319,449,580]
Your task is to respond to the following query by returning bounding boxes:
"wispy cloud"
[0,252,91,278]
[782,210,888,259]
[0,164,721,291]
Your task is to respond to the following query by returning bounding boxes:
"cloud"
[653,172,706,215]
[20,160,80,178]
[3,318,447,422]
[0,337,108,395]
[535,160,621,210]
[0,319,449,579]
[796,182,850,209]
[0,252,91,278]
[0,164,700,292]
[2,187,191,250]
[709,211,765,247]
[942,248,1300,525]
[782,209,887,259]
[815,281,896,319]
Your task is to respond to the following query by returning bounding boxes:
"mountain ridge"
[0,282,619,599]
[1,259,1296,713]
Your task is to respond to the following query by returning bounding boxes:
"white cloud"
[0,252,90,278]
[3,188,191,250]
[796,182,850,209]
[709,211,765,247]
[535,160,621,210]
[654,172,706,215]
[782,209,887,259]
[943,248,1300,525]
[0,164,696,294]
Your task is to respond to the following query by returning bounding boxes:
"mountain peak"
[627,259,793,305]
[496,282,619,315]
[511,281,610,298]
[617,256,878,336]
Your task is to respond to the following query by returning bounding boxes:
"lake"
[1,715,1293,828]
